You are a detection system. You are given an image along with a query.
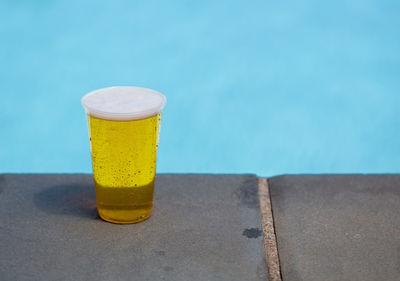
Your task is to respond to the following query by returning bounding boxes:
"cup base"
[97,210,151,224]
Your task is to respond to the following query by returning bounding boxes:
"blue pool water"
[1,1,400,176]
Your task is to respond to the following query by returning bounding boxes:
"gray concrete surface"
[269,175,400,281]
[0,174,268,281]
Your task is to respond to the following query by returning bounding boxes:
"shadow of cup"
[34,183,98,219]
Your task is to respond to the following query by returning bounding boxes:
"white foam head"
[81,86,166,121]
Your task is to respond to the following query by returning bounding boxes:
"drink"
[89,114,161,223]
[82,87,166,224]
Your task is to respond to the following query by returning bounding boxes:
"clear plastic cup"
[81,86,166,224]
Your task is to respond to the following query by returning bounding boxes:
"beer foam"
[81,86,166,121]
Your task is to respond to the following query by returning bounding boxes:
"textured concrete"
[258,178,282,281]
[269,175,400,281]
[0,174,268,281]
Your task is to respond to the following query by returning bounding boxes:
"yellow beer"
[88,114,161,223]
[82,86,166,224]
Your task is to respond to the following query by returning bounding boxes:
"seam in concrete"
[258,177,282,281]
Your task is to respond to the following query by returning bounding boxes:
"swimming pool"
[1,0,399,176]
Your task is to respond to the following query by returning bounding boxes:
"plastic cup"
[81,86,166,224]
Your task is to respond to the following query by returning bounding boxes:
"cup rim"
[81,86,166,121]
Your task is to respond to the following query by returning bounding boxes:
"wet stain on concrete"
[242,228,263,239]
[163,266,174,272]
[0,175,5,195]
[233,176,259,209]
